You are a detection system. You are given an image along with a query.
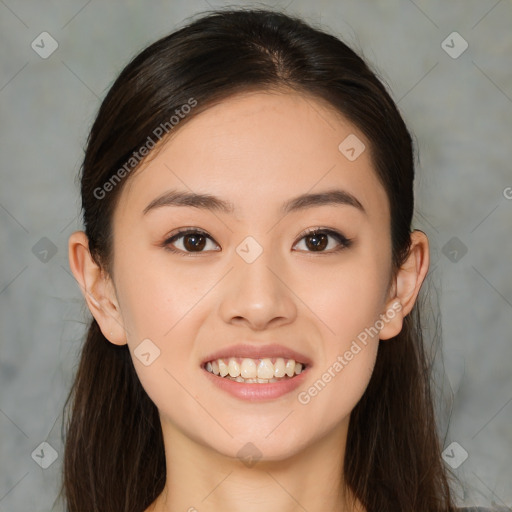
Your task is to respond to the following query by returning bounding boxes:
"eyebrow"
[142,188,366,216]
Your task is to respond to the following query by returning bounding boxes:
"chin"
[215,430,308,463]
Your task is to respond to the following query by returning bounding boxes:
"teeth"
[285,359,296,377]
[240,358,257,379]
[204,356,306,381]
[218,359,229,377]
[228,358,240,377]
[257,358,274,379]
[274,357,286,377]
[228,376,279,383]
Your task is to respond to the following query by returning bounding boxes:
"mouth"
[202,356,308,384]
[200,344,312,401]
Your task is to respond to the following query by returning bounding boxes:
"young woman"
[59,8,489,512]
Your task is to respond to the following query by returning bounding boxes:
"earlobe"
[379,230,430,340]
[67,230,127,345]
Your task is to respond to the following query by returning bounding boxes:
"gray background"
[1,1,511,511]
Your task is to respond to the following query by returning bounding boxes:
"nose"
[218,245,298,331]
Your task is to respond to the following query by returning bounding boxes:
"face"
[109,90,395,461]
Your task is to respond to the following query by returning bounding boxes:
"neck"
[146,416,365,512]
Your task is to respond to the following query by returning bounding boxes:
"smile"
[204,357,306,383]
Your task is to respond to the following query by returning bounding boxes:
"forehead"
[115,90,389,224]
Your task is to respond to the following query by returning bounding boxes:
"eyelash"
[162,227,353,255]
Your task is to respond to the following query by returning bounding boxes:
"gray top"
[458,508,508,511]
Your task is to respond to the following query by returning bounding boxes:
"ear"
[378,229,430,340]
[68,230,127,345]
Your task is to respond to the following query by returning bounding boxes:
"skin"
[68,90,429,512]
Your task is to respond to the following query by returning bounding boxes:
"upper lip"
[201,343,312,367]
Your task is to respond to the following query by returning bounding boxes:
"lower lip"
[202,366,310,402]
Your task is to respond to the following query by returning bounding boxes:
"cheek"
[300,252,390,347]
[296,339,379,439]
[129,348,212,453]
[282,253,386,425]
[113,251,212,394]
[114,250,207,342]
[114,257,210,438]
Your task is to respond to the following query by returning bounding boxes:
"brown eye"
[293,229,352,253]
[304,232,328,251]
[164,229,220,254]
[182,233,207,251]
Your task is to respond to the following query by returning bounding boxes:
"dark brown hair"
[58,8,459,512]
